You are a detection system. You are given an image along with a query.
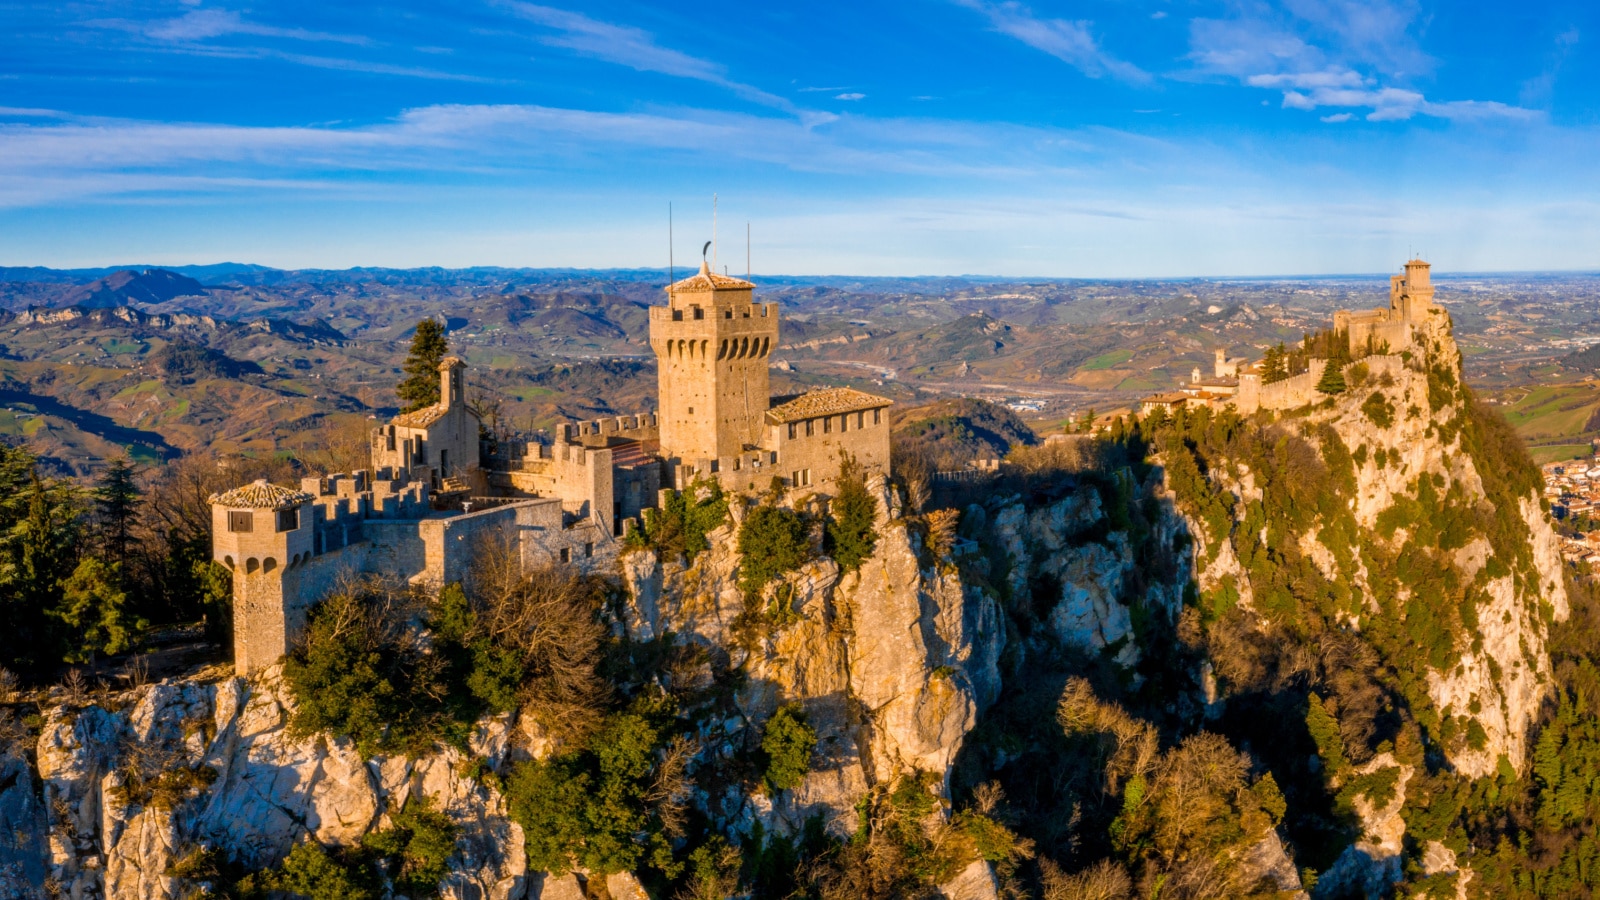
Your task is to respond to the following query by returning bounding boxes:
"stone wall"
[233,541,368,673]
[766,406,891,496]
[551,443,614,535]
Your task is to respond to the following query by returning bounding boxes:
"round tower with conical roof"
[210,479,315,674]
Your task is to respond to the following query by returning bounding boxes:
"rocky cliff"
[0,312,1573,900]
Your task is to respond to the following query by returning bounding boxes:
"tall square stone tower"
[649,261,779,462]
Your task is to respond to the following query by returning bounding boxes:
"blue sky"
[1,1,1596,276]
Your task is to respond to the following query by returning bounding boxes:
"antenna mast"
[746,222,750,280]
[713,193,718,273]
[668,202,675,302]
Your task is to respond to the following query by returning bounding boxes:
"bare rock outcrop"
[31,670,525,900]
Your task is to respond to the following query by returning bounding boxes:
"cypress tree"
[397,319,450,413]
[93,455,141,570]
[825,455,878,573]
[1316,360,1348,395]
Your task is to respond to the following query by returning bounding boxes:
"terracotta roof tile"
[210,479,313,510]
[766,387,892,424]
[392,403,450,428]
[667,261,754,293]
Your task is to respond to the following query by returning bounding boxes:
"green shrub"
[761,704,817,792]
[504,706,687,879]
[630,480,728,563]
[1362,391,1396,429]
[283,587,456,758]
[361,796,458,899]
[242,840,380,900]
[737,504,811,600]
[1336,765,1401,815]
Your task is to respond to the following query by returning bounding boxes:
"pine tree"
[1261,344,1287,384]
[93,455,141,570]
[1306,693,1349,778]
[54,557,143,668]
[397,319,450,413]
[1315,360,1347,395]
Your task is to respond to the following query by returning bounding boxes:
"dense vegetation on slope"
[0,443,240,676]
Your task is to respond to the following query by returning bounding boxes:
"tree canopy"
[397,318,450,413]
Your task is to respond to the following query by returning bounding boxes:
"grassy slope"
[1496,380,1600,462]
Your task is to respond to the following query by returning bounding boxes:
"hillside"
[891,397,1037,471]
[52,268,207,309]
[0,302,1588,899]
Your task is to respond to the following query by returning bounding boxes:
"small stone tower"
[649,260,779,463]
[1390,259,1436,322]
[440,355,464,412]
[209,479,315,675]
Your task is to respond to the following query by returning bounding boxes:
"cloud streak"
[127,8,369,45]
[0,104,1194,207]
[1190,7,1536,122]
[499,3,799,112]
[953,0,1149,84]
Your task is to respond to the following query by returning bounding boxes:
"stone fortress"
[1142,259,1443,418]
[211,259,893,675]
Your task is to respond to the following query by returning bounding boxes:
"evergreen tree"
[0,453,81,671]
[825,455,879,573]
[1315,360,1348,395]
[1261,344,1288,384]
[93,455,141,570]
[53,556,142,668]
[397,319,450,413]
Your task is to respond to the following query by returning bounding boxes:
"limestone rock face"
[29,670,526,900]
[0,750,47,899]
[618,477,1001,836]
[985,474,1188,675]
[937,858,999,900]
[1315,756,1412,900]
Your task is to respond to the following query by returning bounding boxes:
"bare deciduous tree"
[468,537,609,745]
[1039,858,1132,900]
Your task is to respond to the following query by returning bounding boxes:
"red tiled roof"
[210,479,313,510]
[667,260,754,293]
[765,387,892,424]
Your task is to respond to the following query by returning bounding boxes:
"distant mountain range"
[52,268,208,309]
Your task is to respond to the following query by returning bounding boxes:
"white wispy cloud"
[835,93,865,101]
[1189,4,1536,122]
[499,3,798,112]
[952,0,1150,84]
[0,104,1172,207]
[136,8,368,45]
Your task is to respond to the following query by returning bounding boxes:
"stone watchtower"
[1390,259,1437,322]
[209,479,315,674]
[649,260,778,463]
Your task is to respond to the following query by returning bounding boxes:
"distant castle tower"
[1390,258,1436,321]
[1334,258,1439,358]
[649,260,779,463]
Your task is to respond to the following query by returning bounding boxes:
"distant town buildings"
[1543,456,1600,567]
